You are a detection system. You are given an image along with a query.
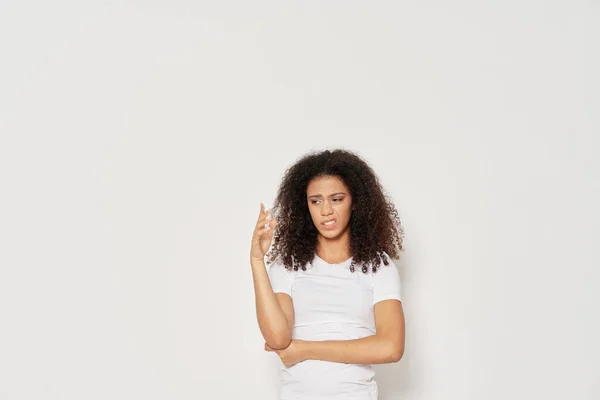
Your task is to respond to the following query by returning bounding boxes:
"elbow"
[267,337,292,350]
[385,342,405,363]
[389,347,404,363]
[265,330,292,350]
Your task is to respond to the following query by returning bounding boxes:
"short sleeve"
[267,260,293,296]
[373,260,402,304]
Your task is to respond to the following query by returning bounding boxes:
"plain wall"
[0,1,598,399]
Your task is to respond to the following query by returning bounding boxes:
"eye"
[310,199,321,204]
[333,198,343,202]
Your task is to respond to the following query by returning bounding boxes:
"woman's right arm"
[251,259,294,350]
[251,204,294,350]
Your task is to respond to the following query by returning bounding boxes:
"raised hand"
[250,203,277,264]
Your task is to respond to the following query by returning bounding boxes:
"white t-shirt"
[267,253,402,400]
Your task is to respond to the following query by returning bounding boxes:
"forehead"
[306,175,349,194]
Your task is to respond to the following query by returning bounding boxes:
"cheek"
[308,206,319,222]
[339,203,352,219]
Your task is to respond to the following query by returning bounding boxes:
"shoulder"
[371,252,402,302]
[372,252,400,279]
[366,252,396,272]
[380,251,396,268]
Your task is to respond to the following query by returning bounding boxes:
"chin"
[318,226,349,240]
[319,231,336,239]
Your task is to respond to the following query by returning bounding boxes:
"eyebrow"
[307,192,347,198]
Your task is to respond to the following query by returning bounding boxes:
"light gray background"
[0,1,598,399]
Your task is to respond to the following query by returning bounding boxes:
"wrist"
[250,257,266,268]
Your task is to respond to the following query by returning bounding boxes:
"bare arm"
[303,299,404,364]
[267,299,404,366]
[252,259,295,350]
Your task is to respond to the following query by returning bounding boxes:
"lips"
[321,218,337,230]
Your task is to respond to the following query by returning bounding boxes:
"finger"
[256,205,272,219]
[263,206,273,218]
[263,209,273,221]
[254,223,270,234]
[266,219,277,234]
[253,228,266,240]
[255,215,270,229]
[256,203,265,222]
[255,213,275,230]
[253,227,273,242]
[267,223,276,238]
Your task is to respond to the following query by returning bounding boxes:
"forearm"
[252,259,292,349]
[301,334,403,365]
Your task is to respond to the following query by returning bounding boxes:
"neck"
[316,229,351,264]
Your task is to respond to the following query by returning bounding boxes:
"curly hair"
[266,149,404,273]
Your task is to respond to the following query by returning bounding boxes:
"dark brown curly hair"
[266,149,404,273]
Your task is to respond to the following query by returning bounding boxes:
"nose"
[321,200,334,216]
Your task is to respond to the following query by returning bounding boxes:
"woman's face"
[306,175,353,240]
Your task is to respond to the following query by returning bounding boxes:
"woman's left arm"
[266,299,405,366]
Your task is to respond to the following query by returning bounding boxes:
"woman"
[250,149,405,400]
